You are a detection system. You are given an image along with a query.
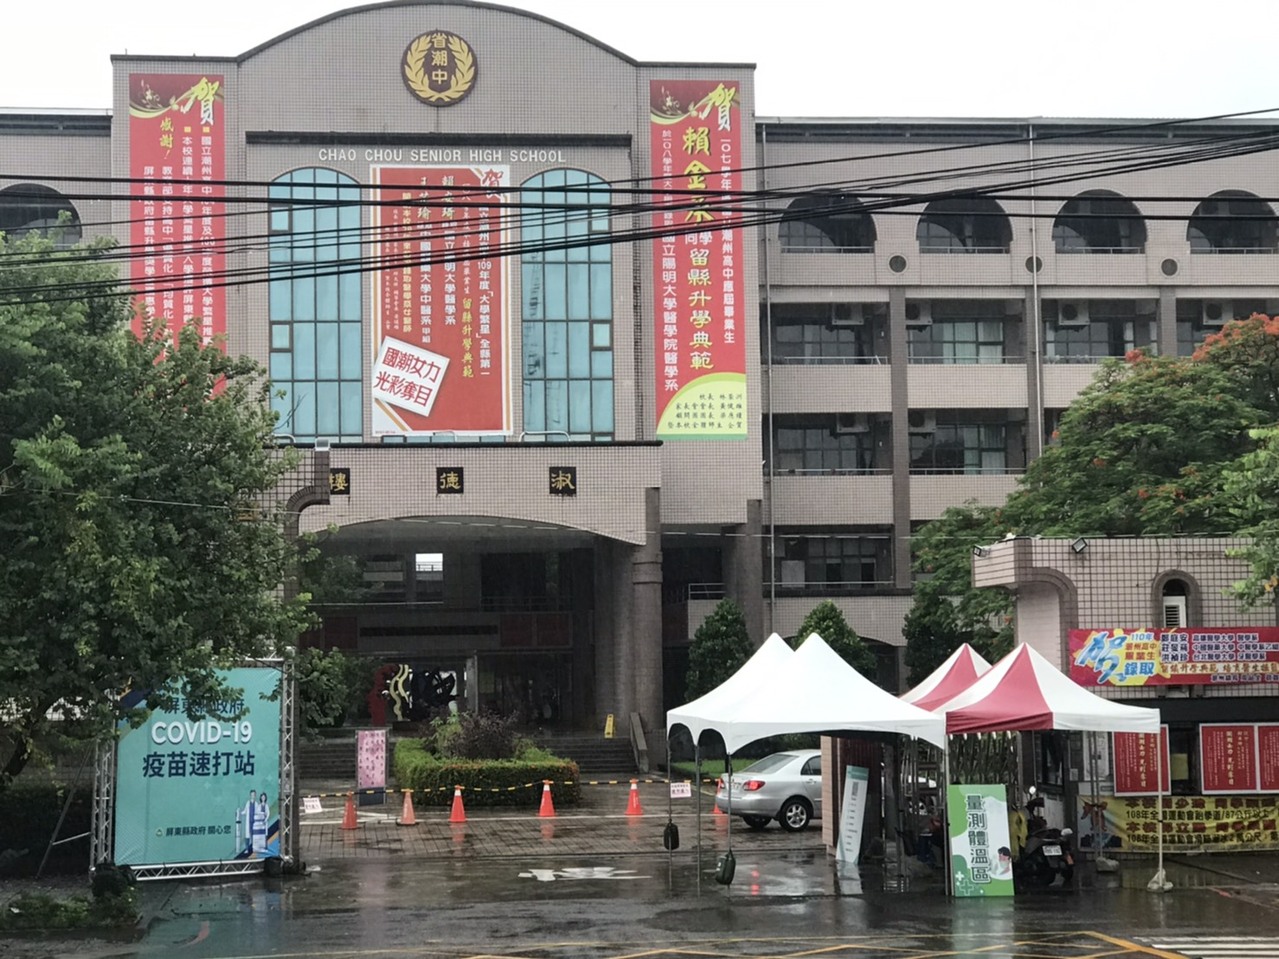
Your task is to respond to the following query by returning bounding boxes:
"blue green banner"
[114,667,281,866]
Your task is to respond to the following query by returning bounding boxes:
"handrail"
[519,430,572,441]
[628,712,649,775]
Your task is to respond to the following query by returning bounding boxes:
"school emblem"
[402,30,477,106]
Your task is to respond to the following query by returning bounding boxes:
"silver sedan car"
[713,749,822,831]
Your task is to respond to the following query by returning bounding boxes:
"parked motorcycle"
[1014,794,1074,888]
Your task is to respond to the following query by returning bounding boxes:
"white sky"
[1,0,1275,120]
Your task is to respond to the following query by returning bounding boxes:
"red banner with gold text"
[650,80,746,439]
[128,74,225,347]
[371,166,510,435]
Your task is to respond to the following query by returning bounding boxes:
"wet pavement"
[9,778,1279,958]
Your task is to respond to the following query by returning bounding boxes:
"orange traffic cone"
[712,779,726,816]
[341,792,358,830]
[538,780,556,818]
[397,789,418,827]
[449,786,467,824]
[626,779,643,816]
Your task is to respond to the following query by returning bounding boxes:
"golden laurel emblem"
[402,31,476,106]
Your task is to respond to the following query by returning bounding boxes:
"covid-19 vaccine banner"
[114,667,281,866]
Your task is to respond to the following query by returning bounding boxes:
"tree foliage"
[0,233,311,788]
[685,598,753,701]
[904,315,1279,679]
[794,600,877,680]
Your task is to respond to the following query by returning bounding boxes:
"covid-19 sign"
[113,667,281,866]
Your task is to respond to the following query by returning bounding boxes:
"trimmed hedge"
[393,739,581,808]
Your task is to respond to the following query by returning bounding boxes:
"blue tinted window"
[269,169,363,442]
[521,170,613,441]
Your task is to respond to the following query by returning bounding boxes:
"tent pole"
[1147,727,1171,892]
[695,744,702,870]
[942,741,953,897]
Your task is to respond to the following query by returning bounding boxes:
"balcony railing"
[780,244,874,254]
[1056,245,1144,254]
[909,466,1024,476]
[919,244,1008,254]
[765,466,893,477]
[770,354,888,365]
[906,355,1023,365]
[766,579,896,595]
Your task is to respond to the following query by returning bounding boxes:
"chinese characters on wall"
[1111,727,1171,796]
[372,165,510,435]
[650,80,746,439]
[128,75,226,348]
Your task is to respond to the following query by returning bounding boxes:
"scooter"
[1015,794,1075,888]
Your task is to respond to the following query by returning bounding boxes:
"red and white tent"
[928,642,1170,892]
[900,643,991,713]
[934,643,1159,735]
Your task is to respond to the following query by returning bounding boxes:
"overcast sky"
[2,0,1275,120]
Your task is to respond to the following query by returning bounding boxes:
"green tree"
[794,600,877,679]
[903,318,1279,676]
[0,233,311,788]
[685,598,753,701]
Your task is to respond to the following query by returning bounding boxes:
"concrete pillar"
[1158,288,1178,358]
[612,535,636,723]
[724,498,764,643]
[593,539,617,729]
[888,287,912,589]
[631,488,664,762]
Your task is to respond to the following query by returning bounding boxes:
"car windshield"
[740,753,796,774]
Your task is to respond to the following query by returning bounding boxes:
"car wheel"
[778,797,812,832]
[742,815,770,831]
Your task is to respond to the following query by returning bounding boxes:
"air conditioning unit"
[1057,301,1091,327]
[904,302,932,326]
[908,410,937,433]
[1163,595,1187,629]
[830,304,864,327]
[1202,301,1233,326]
[835,413,870,434]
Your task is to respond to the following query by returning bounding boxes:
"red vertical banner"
[128,75,225,347]
[650,80,746,439]
[371,166,510,435]
[1259,725,1279,792]
[1200,724,1260,794]
[1112,726,1170,796]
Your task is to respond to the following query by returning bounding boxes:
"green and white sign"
[836,765,869,864]
[946,784,1014,897]
[114,667,281,866]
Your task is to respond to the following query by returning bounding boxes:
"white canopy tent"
[666,632,793,746]
[666,634,947,752]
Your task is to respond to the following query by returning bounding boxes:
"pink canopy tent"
[936,643,1159,736]
[928,643,1169,892]
[899,643,991,713]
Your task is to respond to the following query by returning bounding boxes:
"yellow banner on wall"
[1080,795,1279,853]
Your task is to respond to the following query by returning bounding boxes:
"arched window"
[917,197,1011,253]
[1161,578,1190,628]
[268,168,363,442]
[1187,190,1278,254]
[778,193,875,252]
[521,169,613,441]
[1052,190,1146,253]
[0,183,81,248]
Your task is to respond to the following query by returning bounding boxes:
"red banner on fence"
[1201,724,1259,794]
[370,165,510,435]
[650,79,746,439]
[1069,627,1279,687]
[1259,725,1279,792]
[128,74,226,347]
[1112,726,1170,797]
